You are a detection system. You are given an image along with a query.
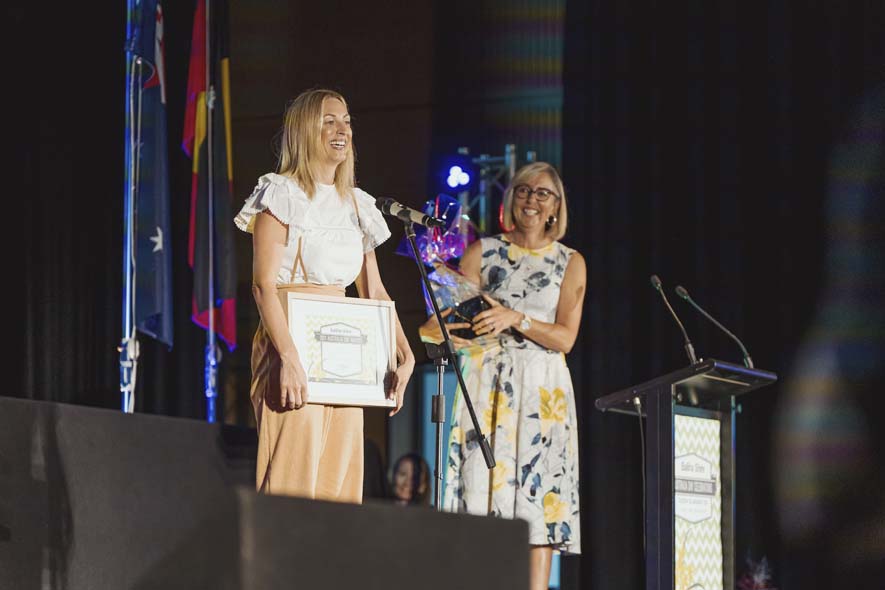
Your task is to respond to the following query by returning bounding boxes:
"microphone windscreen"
[377,198,395,214]
[650,275,662,290]
[675,285,689,299]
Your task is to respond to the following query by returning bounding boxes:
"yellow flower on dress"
[483,389,514,434]
[491,461,512,492]
[543,491,567,523]
[540,387,567,423]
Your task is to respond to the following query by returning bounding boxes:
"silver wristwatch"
[518,313,532,332]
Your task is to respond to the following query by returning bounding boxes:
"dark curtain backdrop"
[12,2,220,420]
[562,2,884,589]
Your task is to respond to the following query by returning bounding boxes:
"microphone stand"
[424,341,449,511]
[400,220,495,511]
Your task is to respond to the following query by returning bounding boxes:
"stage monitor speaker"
[0,397,528,590]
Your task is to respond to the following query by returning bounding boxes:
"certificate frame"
[284,292,396,408]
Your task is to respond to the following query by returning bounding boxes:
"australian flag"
[131,0,173,347]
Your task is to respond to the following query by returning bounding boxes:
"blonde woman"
[421,162,586,588]
[235,89,414,503]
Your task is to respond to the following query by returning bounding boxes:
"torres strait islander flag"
[182,0,236,350]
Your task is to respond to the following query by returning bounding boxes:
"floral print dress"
[443,234,581,554]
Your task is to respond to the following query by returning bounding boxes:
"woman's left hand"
[472,294,522,336]
[387,358,415,417]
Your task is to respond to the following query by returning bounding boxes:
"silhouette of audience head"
[390,452,430,507]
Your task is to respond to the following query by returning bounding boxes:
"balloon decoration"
[393,194,487,318]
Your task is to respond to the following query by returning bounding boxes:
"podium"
[596,359,777,590]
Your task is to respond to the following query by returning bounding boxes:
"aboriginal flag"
[182,0,236,350]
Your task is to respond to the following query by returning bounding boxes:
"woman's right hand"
[280,354,309,410]
[418,308,473,350]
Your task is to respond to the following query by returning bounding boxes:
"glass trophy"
[423,262,496,344]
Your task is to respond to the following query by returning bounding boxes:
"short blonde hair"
[502,162,568,240]
[276,88,356,198]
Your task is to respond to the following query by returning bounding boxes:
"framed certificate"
[284,292,396,408]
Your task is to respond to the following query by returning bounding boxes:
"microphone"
[377,198,445,228]
[674,285,754,368]
[650,275,699,365]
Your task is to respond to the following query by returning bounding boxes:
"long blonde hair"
[276,88,356,198]
[501,162,568,240]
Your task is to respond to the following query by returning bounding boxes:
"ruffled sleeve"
[234,173,306,233]
[353,188,392,252]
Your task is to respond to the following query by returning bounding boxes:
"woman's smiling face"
[512,172,560,232]
[318,96,351,170]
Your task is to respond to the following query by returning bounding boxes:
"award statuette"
[424,262,500,344]
[449,295,492,339]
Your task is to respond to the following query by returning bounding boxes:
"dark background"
[8,1,885,589]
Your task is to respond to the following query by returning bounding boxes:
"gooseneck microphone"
[675,285,754,369]
[377,198,445,228]
[650,275,699,365]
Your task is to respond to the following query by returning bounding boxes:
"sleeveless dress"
[234,173,391,503]
[443,234,581,554]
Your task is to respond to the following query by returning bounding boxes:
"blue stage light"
[446,165,471,189]
[438,153,475,194]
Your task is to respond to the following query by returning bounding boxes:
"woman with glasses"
[419,162,586,589]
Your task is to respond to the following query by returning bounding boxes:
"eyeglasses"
[513,185,559,202]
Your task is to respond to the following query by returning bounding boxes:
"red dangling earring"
[498,202,514,233]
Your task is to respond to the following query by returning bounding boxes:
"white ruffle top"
[234,173,391,286]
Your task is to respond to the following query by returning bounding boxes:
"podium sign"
[674,413,723,590]
[596,359,776,590]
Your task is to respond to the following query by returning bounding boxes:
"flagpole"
[120,0,140,414]
[204,0,219,423]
